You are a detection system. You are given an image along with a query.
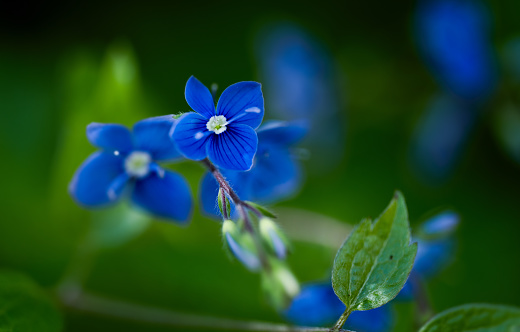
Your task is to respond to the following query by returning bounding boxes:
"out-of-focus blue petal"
[414,238,455,278]
[251,145,301,203]
[131,170,192,223]
[171,113,211,161]
[415,0,497,102]
[207,124,258,171]
[419,211,459,238]
[133,115,181,161]
[409,94,476,183]
[396,276,416,301]
[345,304,394,332]
[217,81,264,129]
[86,123,133,153]
[284,283,345,327]
[257,120,308,146]
[107,172,131,201]
[69,151,125,207]
[225,233,261,271]
[185,76,216,119]
[255,23,345,169]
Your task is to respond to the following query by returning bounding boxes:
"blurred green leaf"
[0,270,63,332]
[332,192,417,312]
[419,304,520,332]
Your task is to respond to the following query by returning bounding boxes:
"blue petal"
[185,76,215,119]
[86,123,133,153]
[216,81,264,129]
[345,304,394,332]
[131,170,192,223]
[413,238,455,278]
[199,172,221,218]
[69,151,126,207]
[250,144,301,203]
[132,115,181,161]
[207,124,258,171]
[419,211,459,238]
[171,113,211,161]
[257,120,308,146]
[284,283,345,327]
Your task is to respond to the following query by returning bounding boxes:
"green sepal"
[245,201,277,218]
[172,113,185,119]
[419,304,520,332]
[218,188,231,219]
[332,191,417,312]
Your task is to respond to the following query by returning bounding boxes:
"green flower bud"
[259,217,290,259]
[222,220,260,271]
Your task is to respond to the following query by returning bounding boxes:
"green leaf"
[331,191,417,312]
[0,270,63,332]
[244,201,277,219]
[419,304,520,332]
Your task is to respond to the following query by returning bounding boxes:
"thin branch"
[66,292,353,332]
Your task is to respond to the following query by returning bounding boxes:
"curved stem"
[332,309,351,332]
[66,292,353,332]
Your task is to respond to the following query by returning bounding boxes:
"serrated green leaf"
[419,304,520,332]
[332,191,417,312]
[244,201,277,218]
[0,270,63,332]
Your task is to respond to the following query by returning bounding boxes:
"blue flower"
[415,0,497,102]
[69,115,192,223]
[199,120,307,218]
[171,76,264,171]
[284,283,394,332]
[396,211,459,301]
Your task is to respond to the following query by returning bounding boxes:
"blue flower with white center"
[284,283,394,332]
[69,115,192,223]
[199,120,307,218]
[171,76,265,171]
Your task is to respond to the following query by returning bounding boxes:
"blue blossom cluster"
[411,0,498,182]
[283,211,459,331]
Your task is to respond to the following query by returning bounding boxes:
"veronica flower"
[69,115,192,223]
[199,121,307,218]
[172,76,264,171]
[415,0,497,102]
[397,211,459,300]
[284,283,394,332]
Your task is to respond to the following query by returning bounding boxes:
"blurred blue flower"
[415,0,497,102]
[69,115,192,223]
[284,283,393,332]
[200,121,307,218]
[255,23,345,169]
[409,94,476,182]
[172,76,264,171]
[397,211,459,301]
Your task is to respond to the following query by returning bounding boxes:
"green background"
[0,0,519,331]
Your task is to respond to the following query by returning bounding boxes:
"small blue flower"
[415,0,497,102]
[199,121,307,218]
[69,115,192,223]
[171,76,264,171]
[396,211,459,301]
[284,283,394,332]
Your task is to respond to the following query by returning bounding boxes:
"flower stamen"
[206,115,228,134]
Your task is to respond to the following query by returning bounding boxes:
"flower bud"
[217,188,231,218]
[222,220,261,271]
[261,260,300,310]
[259,218,289,259]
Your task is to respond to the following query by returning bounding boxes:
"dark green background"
[1,0,519,331]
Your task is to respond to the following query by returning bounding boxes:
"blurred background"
[1,0,520,331]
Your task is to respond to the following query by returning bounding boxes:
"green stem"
[65,292,353,332]
[332,309,352,332]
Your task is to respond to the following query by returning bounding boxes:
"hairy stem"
[332,309,352,332]
[65,292,353,332]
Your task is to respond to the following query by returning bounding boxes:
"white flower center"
[206,115,228,134]
[124,151,151,178]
